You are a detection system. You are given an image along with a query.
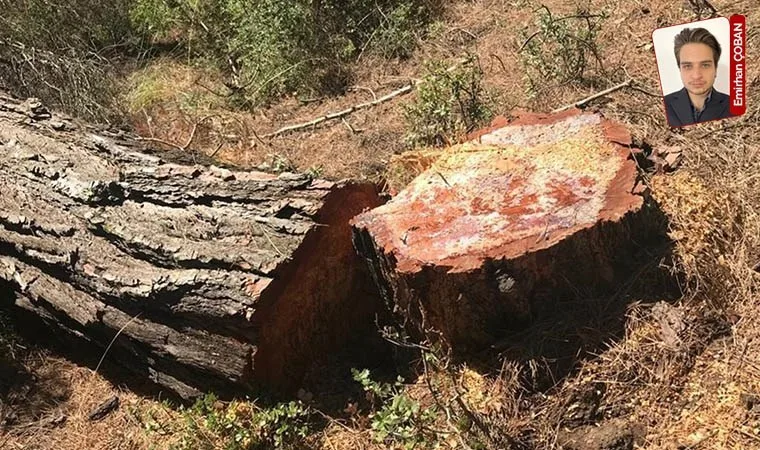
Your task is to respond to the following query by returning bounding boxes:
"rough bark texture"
[352,110,662,352]
[0,93,382,397]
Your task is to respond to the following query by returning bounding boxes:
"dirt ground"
[2,0,760,448]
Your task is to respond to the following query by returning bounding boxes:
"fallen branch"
[264,58,469,139]
[263,84,414,138]
[136,114,216,151]
[88,396,120,422]
[551,79,633,113]
[341,118,362,134]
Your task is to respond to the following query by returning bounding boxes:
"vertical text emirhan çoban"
[732,21,744,108]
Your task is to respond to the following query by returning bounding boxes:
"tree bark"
[0,93,382,398]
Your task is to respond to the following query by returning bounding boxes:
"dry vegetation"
[2,0,760,449]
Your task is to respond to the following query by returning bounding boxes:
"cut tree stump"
[0,93,382,398]
[352,110,661,352]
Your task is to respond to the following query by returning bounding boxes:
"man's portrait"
[653,18,733,127]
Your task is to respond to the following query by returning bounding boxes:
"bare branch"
[263,84,414,138]
[136,114,217,151]
[551,79,632,113]
[264,59,469,139]
[341,118,362,134]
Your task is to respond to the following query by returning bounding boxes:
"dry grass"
[0,350,153,450]
[376,0,760,447]
[3,0,760,448]
[0,41,123,124]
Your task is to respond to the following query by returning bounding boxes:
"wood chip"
[88,396,119,421]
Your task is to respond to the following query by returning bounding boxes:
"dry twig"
[551,79,633,113]
[341,118,362,134]
[264,59,468,138]
[94,312,142,373]
[263,84,414,138]
[136,114,217,151]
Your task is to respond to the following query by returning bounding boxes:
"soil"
[558,419,645,450]
[1,0,760,449]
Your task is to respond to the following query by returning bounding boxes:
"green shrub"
[0,0,134,52]
[404,58,493,148]
[0,0,137,122]
[519,6,607,91]
[226,0,321,105]
[130,0,443,106]
[365,2,432,59]
[352,368,439,449]
[159,393,313,450]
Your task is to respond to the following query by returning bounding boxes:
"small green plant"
[352,368,439,449]
[254,401,312,448]
[269,154,297,174]
[145,393,312,450]
[404,58,493,148]
[519,6,607,91]
[305,165,324,180]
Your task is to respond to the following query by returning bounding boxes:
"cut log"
[352,110,662,352]
[0,93,382,397]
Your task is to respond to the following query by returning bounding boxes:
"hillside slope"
[1,0,759,449]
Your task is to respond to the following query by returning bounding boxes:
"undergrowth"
[519,6,608,95]
[404,58,493,147]
[0,0,137,122]
[0,0,134,52]
[0,0,444,119]
[130,0,443,107]
[137,394,313,450]
[352,368,439,449]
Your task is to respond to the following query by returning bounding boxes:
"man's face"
[678,43,717,96]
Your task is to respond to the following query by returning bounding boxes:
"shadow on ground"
[468,201,683,392]
[0,288,72,437]
[0,196,684,435]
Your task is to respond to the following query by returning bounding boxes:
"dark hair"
[674,27,721,66]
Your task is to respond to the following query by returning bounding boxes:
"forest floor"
[2,0,760,448]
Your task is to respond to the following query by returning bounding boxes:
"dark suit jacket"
[664,87,732,127]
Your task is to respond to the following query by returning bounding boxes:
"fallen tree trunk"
[0,94,382,398]
[352,110,666,352]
